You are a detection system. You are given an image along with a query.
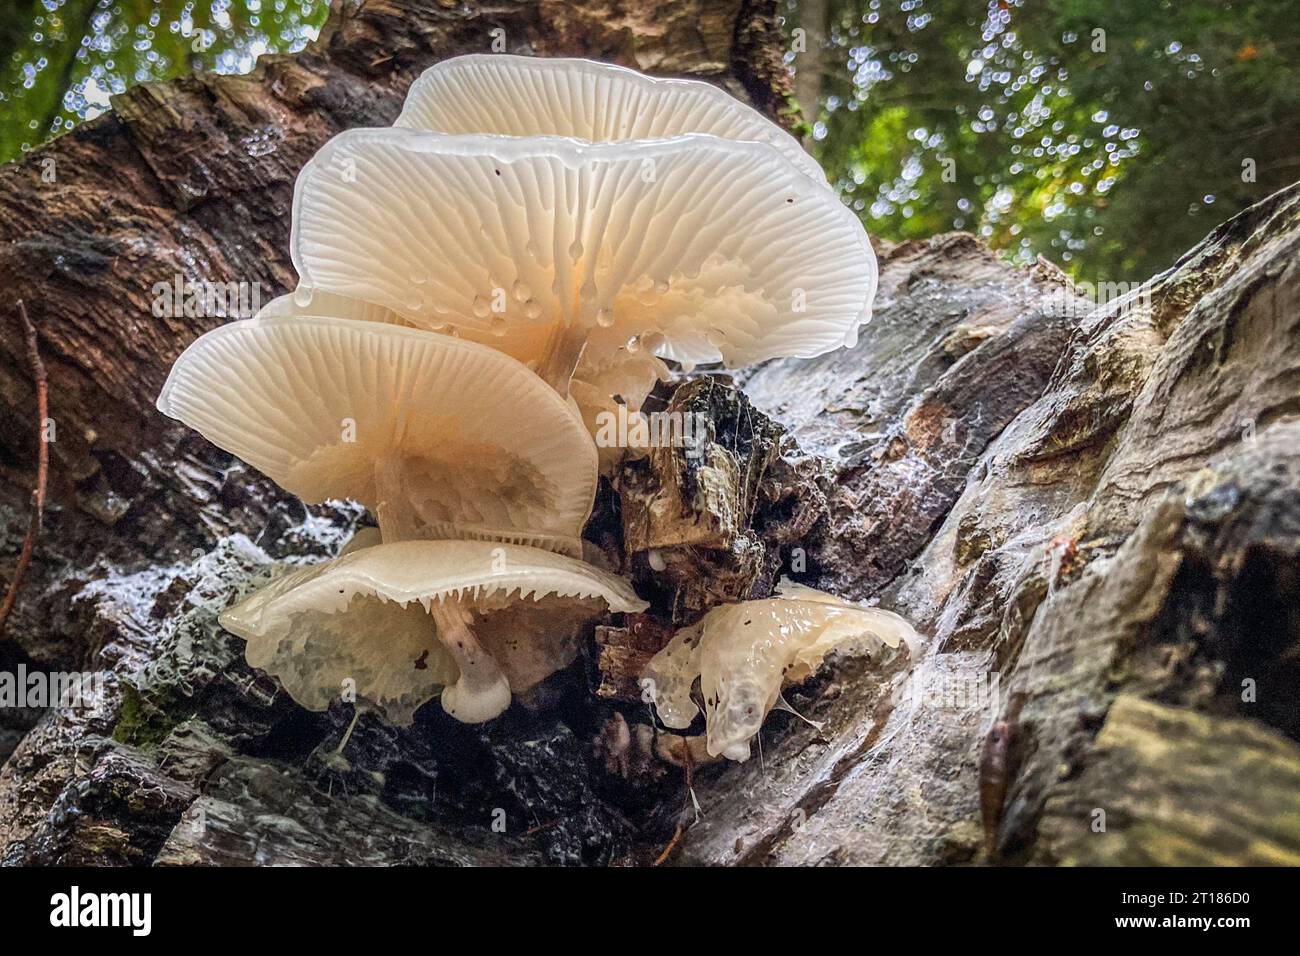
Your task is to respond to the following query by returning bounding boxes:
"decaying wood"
[618,376,826,617]
[594,615,674,702]
[677,185,1300,867]
[1,0,1298,868]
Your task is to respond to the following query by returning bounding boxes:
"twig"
[682,729,695,793]
[654,733,698,866]
[653,824,684,866]
[0,301,49,640]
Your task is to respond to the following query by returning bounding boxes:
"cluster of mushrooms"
[158,55,920,759]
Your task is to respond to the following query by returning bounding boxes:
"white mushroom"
[288,128,876,401]
[644,580,921,761]
[394,53,827,184]
[256,288,665,472]
[221,539,648,724]
[157,314,597,556]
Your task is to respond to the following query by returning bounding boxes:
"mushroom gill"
[156,314,597,556]
[643,580,921,761]
[256,288,666,472]
[288,128,876,402]
[221,539,648,725]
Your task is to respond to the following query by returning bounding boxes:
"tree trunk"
[1,0,1298,867]
[792,0,825,136]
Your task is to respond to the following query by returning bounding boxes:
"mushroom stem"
[373,455,420,542]
[428,597,511,723]
[535,321,590,394]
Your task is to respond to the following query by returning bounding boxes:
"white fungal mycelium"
[644,580,922,761]
[158,53,902,732]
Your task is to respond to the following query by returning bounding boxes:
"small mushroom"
[157,314,597,555]
[221,539,648,724]
[288,128,876,403]
[644,580,921,761]
[394,54,827,183]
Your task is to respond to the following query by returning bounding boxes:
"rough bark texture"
[683,184,1300,867]
[2,0,1298,867]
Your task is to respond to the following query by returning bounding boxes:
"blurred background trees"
[2,0,1297,281]
[790,0,1300,278]
[0,1,327,161]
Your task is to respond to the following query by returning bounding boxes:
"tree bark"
[1,0,1298,867]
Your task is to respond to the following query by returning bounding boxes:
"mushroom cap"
[394,53,827,184]
[289,128,877,376]
[644,579,920,760]
[220,539,648,725]
[156,314,598,556]
[257,289,666,472]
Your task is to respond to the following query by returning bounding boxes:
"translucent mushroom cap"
[157,314,598,556]
[644,580,921,761]
[289,128,877,394]
[394,53,827,184]
[220,539,648,725]
[256,288,667,473]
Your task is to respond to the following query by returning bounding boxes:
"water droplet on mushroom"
[568,240,584,260]
[512,280,531,302]
[410,272,428,286]
[524,300,543,320]
[472,295,491,319]
[654,278,670,294]
[626,335,641,353]
[706,328,726,347]
[490,315,507,337]
[647,549,667,572]
[596,308,615,328]
[293,285,314,307]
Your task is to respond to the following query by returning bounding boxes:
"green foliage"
[788,0,1300,279]
[0,0,329,164]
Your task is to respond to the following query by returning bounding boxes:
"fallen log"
[1,0,1297,868]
